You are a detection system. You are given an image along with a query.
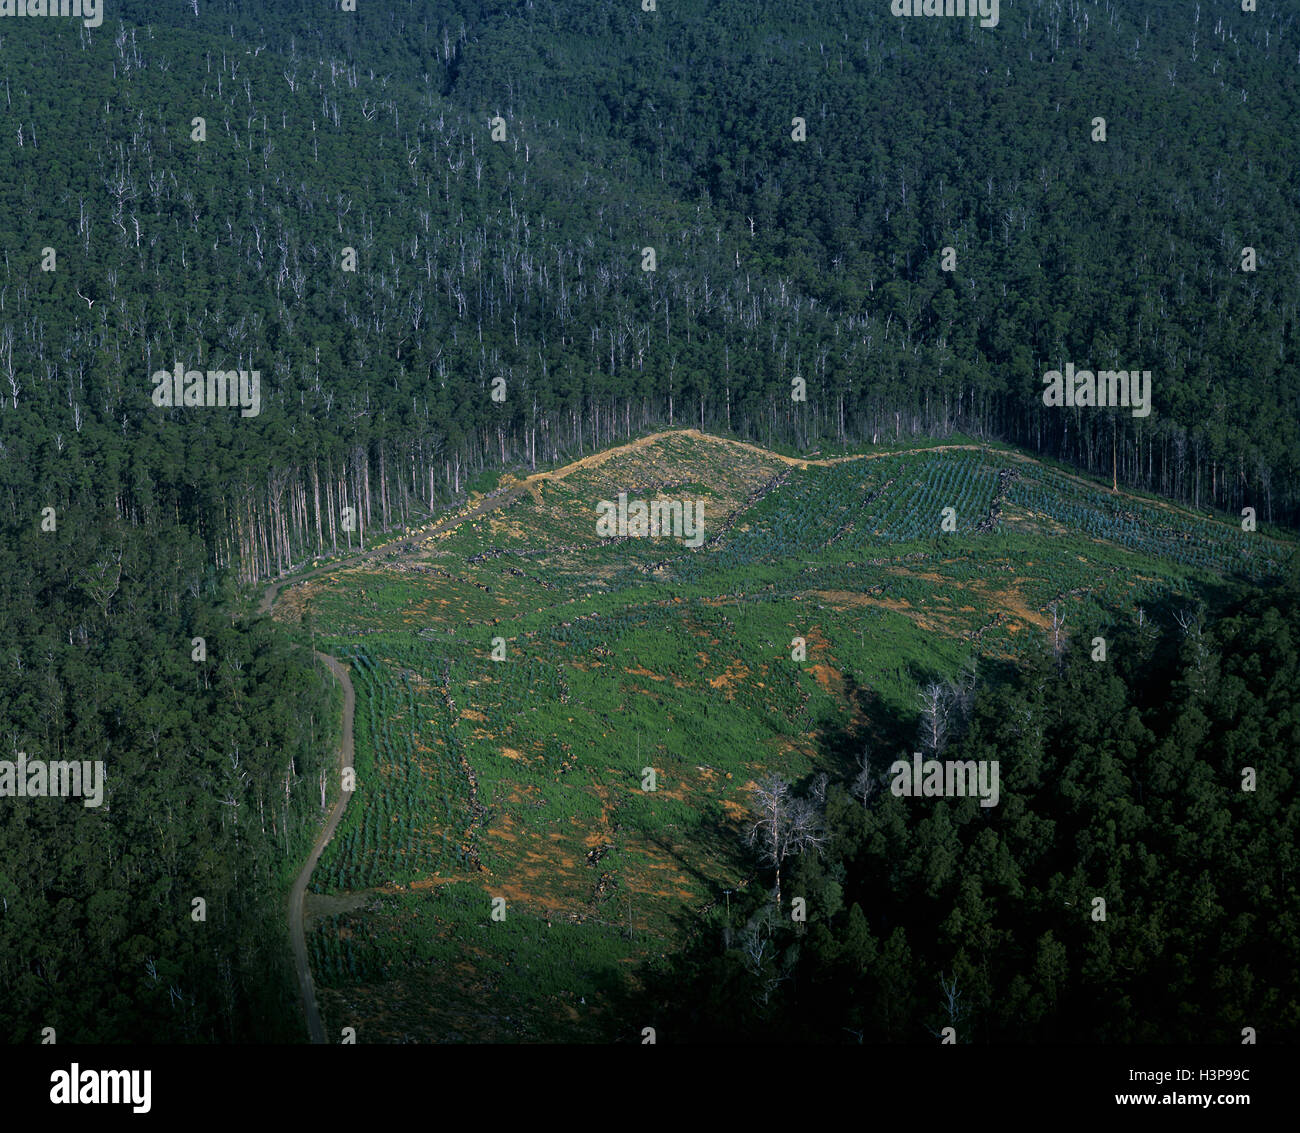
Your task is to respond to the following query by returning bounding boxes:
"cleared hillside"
[262,430,1294,1041]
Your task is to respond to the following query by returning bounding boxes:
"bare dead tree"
[737,905,794,1007]
[746,774,825,910]
[1174,605,1209,679]
[958,654,979,717]
[1173,605,1201,639]
[739,909,771,975]
[80,549,123,620]
[0,325,17,410]
[851,745,876,805]
[917,680,957,757]
[926,971,967,1041]
[1047,601,1067,662]
[809,770,829,808]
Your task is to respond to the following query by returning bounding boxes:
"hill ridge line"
[259,429,1269,615]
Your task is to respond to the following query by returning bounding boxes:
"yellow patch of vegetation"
[720,798,748,823]
[625,665,667,682]
[708,661,750,689]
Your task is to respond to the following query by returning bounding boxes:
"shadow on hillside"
[601,641,1044,1041]
[567,575,1297,1041]
[816,670,929,781]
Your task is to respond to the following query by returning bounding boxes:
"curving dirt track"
[265,486,526,1041]
[285,652,355,1043]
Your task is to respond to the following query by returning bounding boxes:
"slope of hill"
[265,429,1297,1041]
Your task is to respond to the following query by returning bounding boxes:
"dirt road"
[267,483,529,1042]
[286,652,355,1043]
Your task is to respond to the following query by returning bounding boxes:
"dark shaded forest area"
[634,586,1300,1042]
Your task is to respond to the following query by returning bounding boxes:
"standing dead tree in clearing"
[746,774,825,911]
[917,680,959,758]
[1047,601,1067,663]
[852,745,876,804]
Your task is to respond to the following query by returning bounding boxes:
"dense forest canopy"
[0,0,1296,585]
